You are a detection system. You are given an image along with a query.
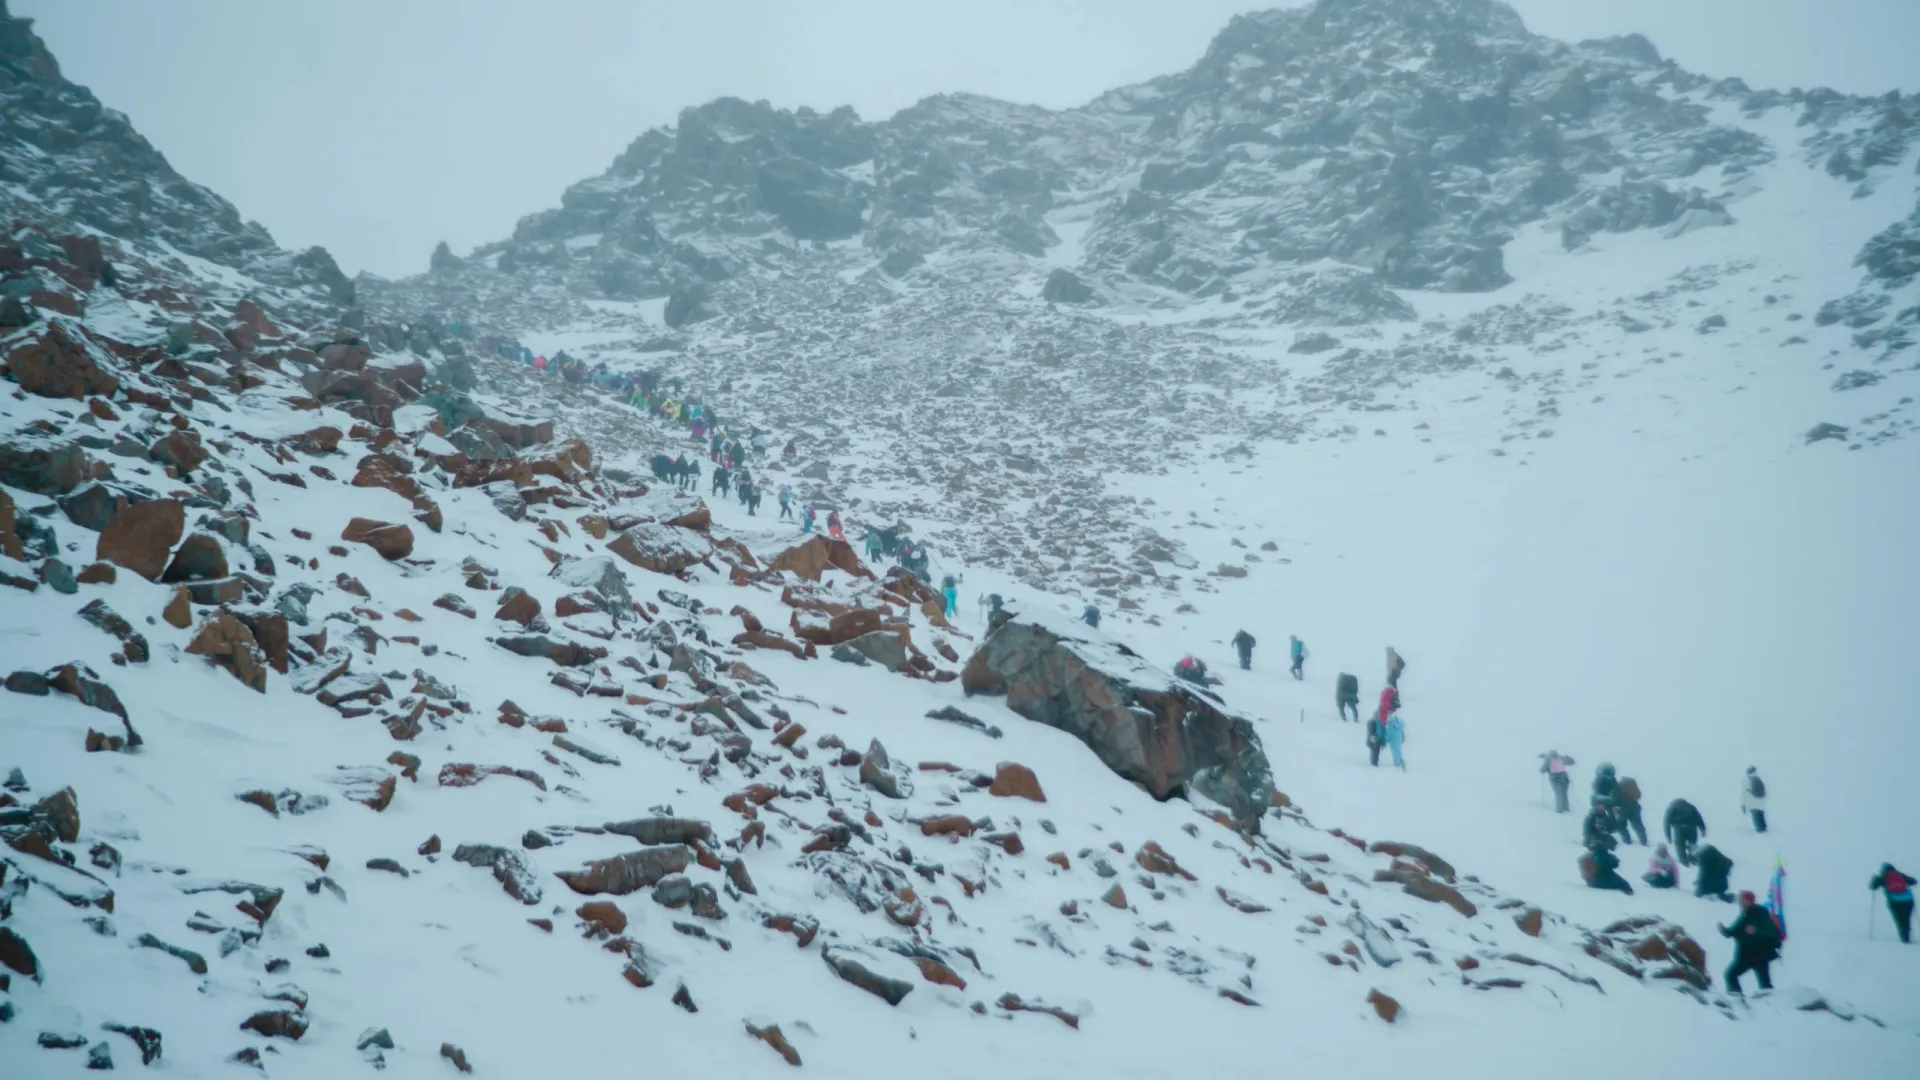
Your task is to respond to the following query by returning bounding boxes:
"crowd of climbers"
[480,337,1910,998]
[475,340,954,591]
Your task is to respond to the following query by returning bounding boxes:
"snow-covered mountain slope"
[3,0,1919,1077]
[0,0,354,307]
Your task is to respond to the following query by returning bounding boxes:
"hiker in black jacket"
[1664,799,1706,866]
[1583,805,1622,853]
[1694,845,1734,902]
[1336,673,1361,723]
[1231,630,1256,671]
[1720,891,1782,994]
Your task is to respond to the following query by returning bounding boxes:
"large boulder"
[550,555,633,618]
[768,535,871,581]
[608,523,709,576]
[0,429,89,494]
[962,613,1274,831]
[95,499,184,582]
[4,321,119,399]
[186,611,269,693]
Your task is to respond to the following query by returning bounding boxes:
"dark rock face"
[962,615,1274,832]
[0,3,348,303]
[1041,268,1094,304]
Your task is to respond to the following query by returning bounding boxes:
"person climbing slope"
[1335,672,1361,723]
[1644,844,1680,889]
[1664,798,1706,866]
[1616,775,1647,845]
[864,529,884,562]
[1231,630,1256,671]
[1376,684,1399,728]
[827,510,844,541]
[1583,803,1622,853]
[1174,655,1209,686]
[1695,845,1735,902]
[1590,762,1620,809]
[1289,635,1307,680]
[1382,704,1406,771]
[1386,647,1406,689]
[1540,750,1576,814]
[940,574,958,618]
[1720,891,1783,994]
[1742,767,1768,833]
[1081,603,1100,628]
[778,483,795,520]
[1870,864,1915,944]
[801,504,816,534]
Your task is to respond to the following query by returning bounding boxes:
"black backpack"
[1749,775,1766,798]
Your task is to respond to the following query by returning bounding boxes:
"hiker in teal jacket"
[1383,707,1405,770]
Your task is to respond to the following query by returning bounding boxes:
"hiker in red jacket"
[1377,685,1399,725]
[1871,864,1915,943]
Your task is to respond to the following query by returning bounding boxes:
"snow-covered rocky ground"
[5,0,1920,1075]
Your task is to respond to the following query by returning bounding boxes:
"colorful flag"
[1766,858,1787,941]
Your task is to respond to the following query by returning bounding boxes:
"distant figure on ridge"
[1289,635,1307,680]
[1742,767,1768,833]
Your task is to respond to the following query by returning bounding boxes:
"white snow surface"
[4,29,1920,1080]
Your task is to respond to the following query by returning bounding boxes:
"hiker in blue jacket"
[1289,635,1307,680]
[1382,705,1405,770]
[801,504,816,534]
[941,574,958,618]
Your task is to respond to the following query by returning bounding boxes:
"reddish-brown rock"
[149,429,208,476]
[577,901,628,937]
[1367,989,1401,1023]
[1137,841,1197,881]
[1372,869,1477,918]
[5,321,119,399]
[495,588,541,626]
[767,535,872,581]
[746,1022,801,1067]
[341,518,414,560]
[185,611,269,692]
[914,956,967,990]
[162,587,191,629]
[1101,883,1128,908]
[1368,841,1457,882]
[554,846,690,896]
[74,561,116,585]
[1516,907,1544,937]
[988,762,1047,802]
[96,499,184,581]
[920,815,975,839]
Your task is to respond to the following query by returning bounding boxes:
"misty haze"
[0,1,1915,1077]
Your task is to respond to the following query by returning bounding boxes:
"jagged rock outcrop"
[963,612,1274,831]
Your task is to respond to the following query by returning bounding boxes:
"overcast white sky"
[17,0,1917,279]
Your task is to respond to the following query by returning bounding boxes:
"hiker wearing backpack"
[1336,673,1361,722]
[1694,845,1735,902]
[1382,704,1406,770]
[1081,603,1100,628]
[1870,864,1915,944]
[1583,804,1623,852]
[1386,647,1406,689]
[1174,655,1210,687]
[1616,776,1647,845]
[1365,713,1384,767]
[1720,891,1783,994]
[1376,684,1399,727]
[1540,751,1576,813]
[1580,844,1635,895]
[1664,798,1707,866]
[1289,635,1306,680]
[1742,768,1768,833]
[778,484,795,520]
[1590,762,1620,809]
[940,574,958,618]
[1231,630,1256,671]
